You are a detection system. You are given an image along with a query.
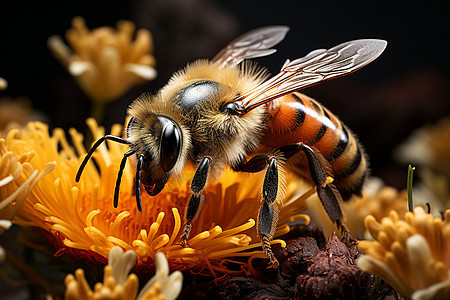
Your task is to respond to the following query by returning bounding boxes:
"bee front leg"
[180,156,211,247]
[234,155,280,268]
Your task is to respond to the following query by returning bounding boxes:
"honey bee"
[76,26,386,268]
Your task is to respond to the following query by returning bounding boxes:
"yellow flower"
[306,178,408,239]
[14,119,310,277]
[136,251,183,300]
[0,131,55,262]
[395,117,450,212]
[65,246,182,300]
[0,132,55,233]
[357,207,450,299]
[48,17,157,103]
[395,117,450,173]
[344,180,408,239]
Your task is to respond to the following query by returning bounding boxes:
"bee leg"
[234,155,280,268]
[76,135,129,182]
[259,157,280,268]
[259,202,279,268]
[180,156,211,247]
[135,153,145,212]
[233,154,271,173]
[114,150,136,209]
[294,143,357,244]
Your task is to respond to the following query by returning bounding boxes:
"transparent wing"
[212,26,290,67]
[238,39,387,112]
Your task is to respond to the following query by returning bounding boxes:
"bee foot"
[261,234,279,269]
[336,219,358,247]
[342,231,359,247]
[179,238,190,247]
[267,256,279,269]
[179,223,192,247]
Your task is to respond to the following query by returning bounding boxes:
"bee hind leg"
[180,156,211,247]
[293,143,357,245]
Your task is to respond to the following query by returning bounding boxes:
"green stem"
[369,274,379,299]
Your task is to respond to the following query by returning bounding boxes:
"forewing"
[212,26,290,67]
[239,39,387,111]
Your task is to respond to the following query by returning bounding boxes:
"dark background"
[1,0,449,188]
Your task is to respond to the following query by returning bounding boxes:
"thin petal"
[47,35,73,66]
[124,64,157,80]
[68,61,95,76]
[109,246,137,286]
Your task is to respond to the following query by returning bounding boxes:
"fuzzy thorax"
[127,60,271,179]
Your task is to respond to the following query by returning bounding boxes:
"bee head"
[126,113,187,196]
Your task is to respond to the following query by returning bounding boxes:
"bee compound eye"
[160,120,183,172]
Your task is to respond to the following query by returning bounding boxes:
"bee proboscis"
[76,26,387,268]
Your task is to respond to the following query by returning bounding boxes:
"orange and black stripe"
[263,92,368,199]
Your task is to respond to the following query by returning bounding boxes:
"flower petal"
[124,63,157,80]
[109,246,137,286]
[68,61,95,76]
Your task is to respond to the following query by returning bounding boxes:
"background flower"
[395,117,450,177]
[0,131,55,296]
[65,247,183,300]
[136,251,183,300]
[48,17,157,121]
[343,179,408,239]
[0,130,55,239]
[358,207,450,299]
[305,177,408,240]
[395,117,450,215]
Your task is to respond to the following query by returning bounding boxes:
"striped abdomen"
[262,92,367,199]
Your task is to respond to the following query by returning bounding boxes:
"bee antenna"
[76,135,129,182]
[135,153,145,212]
[114,149,136,208]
